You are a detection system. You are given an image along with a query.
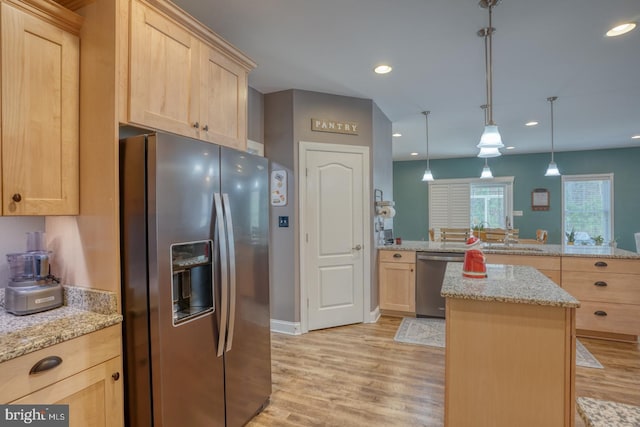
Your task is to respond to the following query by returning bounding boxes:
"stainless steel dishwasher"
[416,252,465,318]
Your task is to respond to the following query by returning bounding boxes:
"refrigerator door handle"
[214,192,229,358]
[222,193,236,352]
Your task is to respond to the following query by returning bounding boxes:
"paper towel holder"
[374,189,395,208]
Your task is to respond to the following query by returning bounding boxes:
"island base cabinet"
[444,299,575,427]
[11,356,123,427]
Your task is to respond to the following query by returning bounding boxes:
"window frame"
[561,173,614,245]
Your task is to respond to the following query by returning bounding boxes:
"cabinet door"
[379,262,416,313]
[1,3,79,215]
[11,357,123,427]
[129,0,199,139]
[199,45,248,150]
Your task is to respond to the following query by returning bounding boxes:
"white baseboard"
[367,306,381,323]
[270,319,302,335]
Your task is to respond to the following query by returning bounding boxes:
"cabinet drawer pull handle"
[594,281,608,287]
[12,193,22,203]
[393,253,402,258]
[594,261,608,267]
[594,310,608,317]
[29,356,62,374]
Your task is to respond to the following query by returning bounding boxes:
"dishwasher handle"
[417,253,464,262]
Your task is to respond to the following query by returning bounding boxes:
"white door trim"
[298,141,371,334]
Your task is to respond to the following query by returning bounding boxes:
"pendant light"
[481,158,494,179]
[544,96,561,176]
[477,0,504,157]
[421,111,434,181]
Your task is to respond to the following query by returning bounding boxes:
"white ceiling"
[174,0,640,160]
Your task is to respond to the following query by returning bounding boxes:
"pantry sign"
[311,118,359,135]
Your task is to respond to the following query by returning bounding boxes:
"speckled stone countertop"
[379,240,640,259]
[441,263,580,308]
[0,286,123,363]
[577,397,640,427]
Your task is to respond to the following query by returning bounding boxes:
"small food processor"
[4,232,62,315]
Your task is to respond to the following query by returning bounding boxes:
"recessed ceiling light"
[374,65,392,74]
[410,152,419,156]
[606,22,637,37]
[632,135,640,139]
[505,146,515,150]
[525,121,539,127]
[393,132,402,137]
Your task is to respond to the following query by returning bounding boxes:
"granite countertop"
[0,286,123,363]
[379,240,640,259]
[441,263,580,308]
[577,397,640,427]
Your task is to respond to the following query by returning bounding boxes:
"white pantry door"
[300,142,369,331]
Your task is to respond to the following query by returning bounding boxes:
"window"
[429,177,513,239]
[471,182,512,229]
[562,174,613,244]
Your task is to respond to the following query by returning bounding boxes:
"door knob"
[352,244,362,251]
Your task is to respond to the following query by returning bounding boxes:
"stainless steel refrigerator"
[119,132,271,427]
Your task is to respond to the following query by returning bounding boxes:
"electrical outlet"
[513,210,523,216]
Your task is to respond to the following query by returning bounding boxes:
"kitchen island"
[442,263,579,427]
[379,241,640,340]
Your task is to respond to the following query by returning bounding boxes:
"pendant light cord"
[548,96,557,162]
[487,6,494,125]
[422,111,431,169]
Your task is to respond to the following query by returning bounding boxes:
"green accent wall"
[393,147,640,252]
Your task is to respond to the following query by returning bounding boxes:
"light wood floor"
[247,316,640,427]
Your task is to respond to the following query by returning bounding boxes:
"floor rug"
[394,317,603,369]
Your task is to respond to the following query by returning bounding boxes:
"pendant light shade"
[480,158,493,179]
[544,96,561,177]
[476,1,504,156]
[421,111,434,182]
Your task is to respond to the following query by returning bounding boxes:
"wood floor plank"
[248,316,640,426]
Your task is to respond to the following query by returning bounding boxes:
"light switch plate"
[513,210,523,216]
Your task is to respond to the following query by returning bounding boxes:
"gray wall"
[262,89,391,324]
[248,86,264,144]
[371,102,393,308]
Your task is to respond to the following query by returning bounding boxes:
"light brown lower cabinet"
[0,325,123,427]
[379,250,416,315]
[11,357,123,427]
[562,257,640,341]
[445,298,575,427]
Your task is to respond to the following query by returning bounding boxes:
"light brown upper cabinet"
[1,0,81,215]
[128,0,249,151]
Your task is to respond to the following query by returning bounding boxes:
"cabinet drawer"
[562,257,640,274]
[576,301,640,336]
[485,254,561,271]
[562,271,640,305]
[0,325,121,403]
[379,250,416,263]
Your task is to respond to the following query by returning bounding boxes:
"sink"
[484,245,544,252]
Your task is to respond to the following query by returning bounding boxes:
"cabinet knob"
[12,193,22,203]
[594,261,608,268]
[193,121,200,129]
[594,310,608,317]
[594,281,608,287]
[202,124,209,132]
[112,372,120,381]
